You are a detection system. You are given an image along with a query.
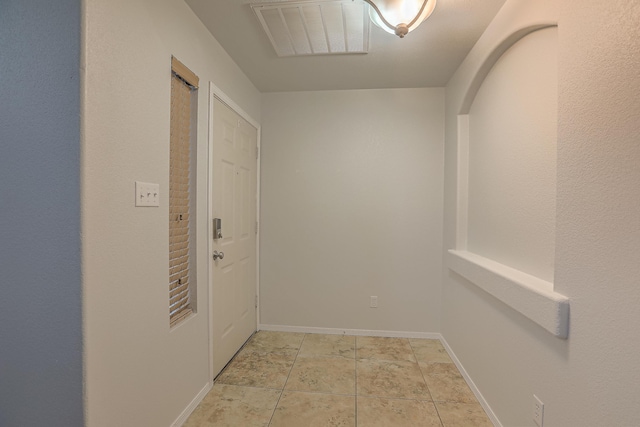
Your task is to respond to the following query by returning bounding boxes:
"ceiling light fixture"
[363,0,437,38]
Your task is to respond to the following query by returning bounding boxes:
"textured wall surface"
[260,89,444,333]
[443,0,640,425]
[0,1,84,426]
[554,0,640,423]
[82,0,261,425]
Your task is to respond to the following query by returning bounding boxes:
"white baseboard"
[171,381,213,427]
[258,324,441,339]
[439,337,502,427]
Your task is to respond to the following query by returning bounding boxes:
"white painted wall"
[467,27,557,282]
[443,0,640,425]
[260,89,444,333]
[82,0,261,425]
[0,1,83,426]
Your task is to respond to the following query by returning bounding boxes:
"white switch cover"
[135,181,160,207]
[533,395,544,426]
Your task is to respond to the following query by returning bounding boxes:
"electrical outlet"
[370,296,378,308]
[533,395,544,426]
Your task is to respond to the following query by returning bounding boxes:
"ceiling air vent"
[251,1,370,57]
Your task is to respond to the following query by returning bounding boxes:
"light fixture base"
[395,23,409,38]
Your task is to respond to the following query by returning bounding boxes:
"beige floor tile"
[435,402,493,427]
[424,375,477,404]
[285,354,356,395]
[357,359,430,400]
[357,397,443,427]
[216,350,295,389]
[409,339,453,363]
[184,384,280,427]
[419,361,476,404]
[299,333,356,358]
[187,332,494,427]
[242,330,305,354]
[356,336,416,362]
[270,391,356,427]
[419,362,463,379]
[183,392,218,427]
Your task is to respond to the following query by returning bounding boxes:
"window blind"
[169,57,198,327]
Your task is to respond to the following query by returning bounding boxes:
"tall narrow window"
[169,57,198,326]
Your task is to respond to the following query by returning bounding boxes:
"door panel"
[211,97,258,377]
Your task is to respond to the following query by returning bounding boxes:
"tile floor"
[184,331,493,427]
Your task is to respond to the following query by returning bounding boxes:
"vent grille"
[252,1,370,57]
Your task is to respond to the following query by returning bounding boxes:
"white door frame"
[207,82,261,381]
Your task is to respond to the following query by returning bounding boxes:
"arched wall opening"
[448,25,569,338]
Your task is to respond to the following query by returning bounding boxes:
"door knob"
[213,250,225,260]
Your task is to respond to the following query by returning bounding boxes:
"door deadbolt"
[213,218,222,239]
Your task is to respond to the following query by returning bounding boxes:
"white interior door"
[211,96,258,377]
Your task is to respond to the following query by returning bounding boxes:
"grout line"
[356,394,441,402]
[432,403,445,427]
[354,335,358,427]
[266,333,305,426]
[409,339,445,427]
[276,389,357,398]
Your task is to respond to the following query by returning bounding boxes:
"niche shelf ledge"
[447,250,569,338]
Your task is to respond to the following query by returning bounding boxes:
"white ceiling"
[185,0,507,92]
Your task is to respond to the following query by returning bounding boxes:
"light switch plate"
[135,181,160,207]
[533,394,544,426]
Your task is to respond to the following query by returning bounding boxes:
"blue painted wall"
[0,1,84,425]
